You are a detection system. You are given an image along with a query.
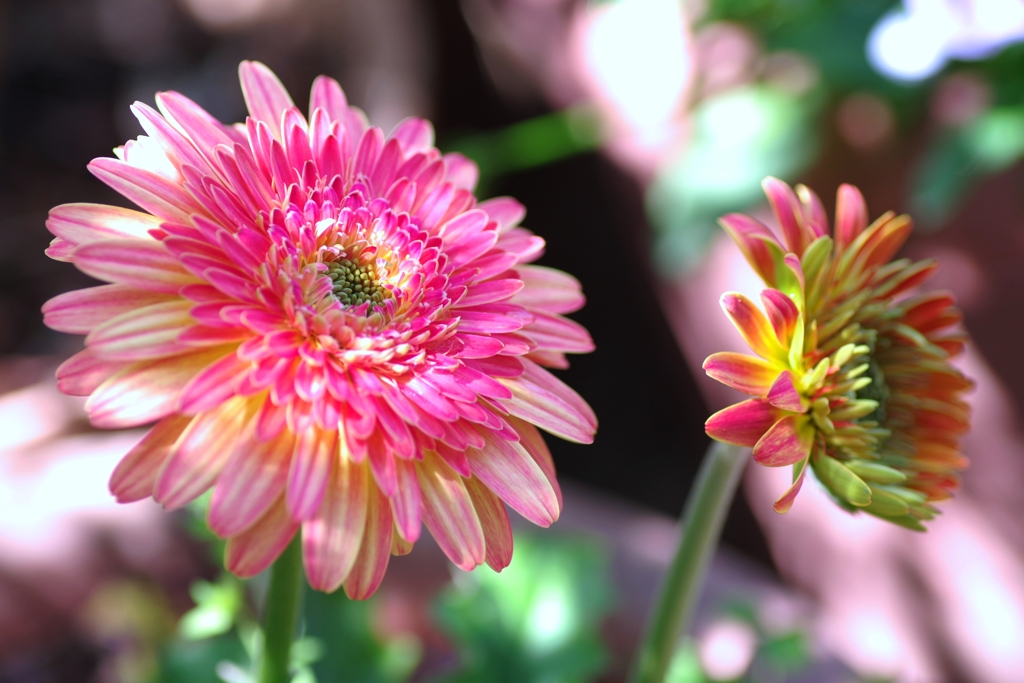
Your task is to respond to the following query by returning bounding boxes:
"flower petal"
[703,352,779,396]
[239,61,295,141]
[477,196,526,234]
[109,415,192,503]
[209,428,294,537]
[44,285,175,335]
[416,450,485,571]
[766,370,807,412]
[772,456,809,514]
[759,289,800,348]
[225,495,299,578]
[511,265,585,314]
[720,293,788,363]
[73,239,198,294]
[705,398,781,447]
[465,477,513,572]
[835,183,868,249]
[303,457,369,593]
[46,203,162,249]
[343,480,393,600]
[763,177,808,254]
[467,430,560,527]
[286,428,336,521]
[752,415,814,467]
[86,300,195,360]
[389,458,422,543]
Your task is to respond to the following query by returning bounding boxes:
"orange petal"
[703,352,780,396]
[720,293,788,363]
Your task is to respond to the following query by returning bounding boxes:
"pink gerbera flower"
[43,61,596,597]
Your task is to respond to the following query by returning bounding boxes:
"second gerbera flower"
[43,61,597,596]
[705,178,970,530]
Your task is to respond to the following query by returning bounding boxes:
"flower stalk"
[259,535,304,683]
[629,441,748,683]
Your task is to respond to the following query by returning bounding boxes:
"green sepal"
[844,461,908,484]
[874,513,927,532]
[800,236,832,286]
[811,453,872,507]
[753,234,801,298]
[864,486,910,517]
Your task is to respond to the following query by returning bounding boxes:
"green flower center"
[325,258,388,309]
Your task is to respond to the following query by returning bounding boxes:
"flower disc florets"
[705,178,971,530]
[42,61,597,597]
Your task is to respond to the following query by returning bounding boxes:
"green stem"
[259,535,303,683]
[629,441,749,683]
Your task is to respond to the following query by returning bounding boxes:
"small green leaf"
[864,486,911,517]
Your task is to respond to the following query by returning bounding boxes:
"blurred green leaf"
[758,631,809,673]
[303,587,421,683]
[179,577,245,641]
[154,632,250,683]
[429,533,612,683]
[647,84,818,272]
[665,641,706,683]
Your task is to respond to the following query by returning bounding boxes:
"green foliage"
[429,533,613,683]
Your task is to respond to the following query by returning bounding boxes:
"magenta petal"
[303,458,369,593]
[56,348,129,397]
[47,203,162,248]
[86,300,194,360]
[44,285,173,335]
[389,458,422,543]
[705,399,780,447]
[752,415,814,467]
[477,196,526,234]
[767,370,806,412]
[309,75,349,123]
[762,177,808,255]
[390,117,434,155]
[718,213,784,286]
[73,238,197,294]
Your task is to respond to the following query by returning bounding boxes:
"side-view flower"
[704,178,971,530]
[42,61,596,597]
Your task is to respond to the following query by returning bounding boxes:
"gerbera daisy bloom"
[704,178,970,530]
[43,61,596,597]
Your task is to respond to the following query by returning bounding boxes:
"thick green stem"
[629,441,749,683]
[259,535,303,683]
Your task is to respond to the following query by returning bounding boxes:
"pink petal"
[86,300,195,360]
[303,458,369,592]
[705,398,781,447]
[703,352,779,396]
[762,177,807,255]
[44,285,174,335]
[153,396,253,509]
[389,117,434,155]
[773,457,808,514]
[759,289,800,347]
[835,183,868,249]
[796,184,828,236]
[343,481,393,600]
[507,415,562,509]
[56,348,129,396]
[177,351,249,414]
[88,158,199,223]
[767,370,806,412]
[467,430,559,527]
[309,75,349,125]
[495,369,595,445]
[389,458,422,543]
[225,495,300,578]
[455,334,505,359]
[416,451,485,571]
[511,265,585,314]
[477,196,526,234]
[73,239,198,294]
[521,311,594,353]
[208,427,294,537]
[752,415,814,467]
[720,293,787,363]
[85,347,234,428]
[718,213,784,286]
[443,152,479,191]
[239,61,295,141]
[46,203,162,249]
[109,415,192,503]
[155,91,239,158]
[465,477,513,571]
[286,428,336,521]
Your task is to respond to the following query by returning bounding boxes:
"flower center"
[325,257,388,310]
